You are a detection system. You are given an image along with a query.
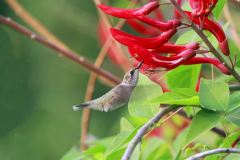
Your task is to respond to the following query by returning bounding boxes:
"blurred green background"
[1,0,240,160]
[0,0,127,159]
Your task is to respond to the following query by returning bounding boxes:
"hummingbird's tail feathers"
[72,103,89,111]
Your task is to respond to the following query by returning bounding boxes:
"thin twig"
[186,148,240,160]
[121,107,176,160]
[94,0,131,71]
[6,0,68,50]
[169,0,240,83]
[5,0,122,86]
[0,16,121,85]
[229,84,240,91]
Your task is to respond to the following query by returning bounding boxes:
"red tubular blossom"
[131,45,181,61]
[185,11,230,56]
[98,1,159,19]
[136,16,181,31]
[178,49,196,61]
[152,42,200,53]
[110,28,177,49]
[128,45,183,69]
[98,3,181,31]
[133,1,160,15]
[184,57,230,75]
[189,0,218,17]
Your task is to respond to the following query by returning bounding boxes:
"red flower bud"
[110,28,177,49]
[152,42,199,53]
[184,57,230,75]
[136,16,181,31]
[98,1,159,18]
[98,3,181,31]
[185,11,230,56]
[128,45,183,69]
[133,1,160,16]
[189,0,218,17]
[177,49,196,61]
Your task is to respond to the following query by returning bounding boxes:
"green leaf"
[213,0,227,19]
[219,131,240,148]
[106,144,140,160]
[105,121,139,156]
[166,65,201,91]
[184,110,222,147]
[150,88,199,106]
[142,138,172,160]
[227,91,240,112]
[226,107,240,126]
[176,30,202,45]
[173,127,190,159]
[85,137,114,155]
[199,79,230,112]
[106,148,125,160]
[61,147,85,160]
[120,117,134,132]
[128,74,162,119]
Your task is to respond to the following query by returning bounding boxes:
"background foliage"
[0,1,127,159]
[1,0,240,160]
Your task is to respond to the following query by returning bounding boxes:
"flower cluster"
[98,0,230,74]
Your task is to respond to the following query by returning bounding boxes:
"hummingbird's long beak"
[135,60,144,70]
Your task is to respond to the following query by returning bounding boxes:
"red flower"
[98,1,229,75]
[110,28,177,49]
[185,11,230,56]
[189,0,218,17]
[98,2,181,31]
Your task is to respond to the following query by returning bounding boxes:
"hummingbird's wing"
[90,84,133,112]
[73,84,133,112]
[103,84,135,111]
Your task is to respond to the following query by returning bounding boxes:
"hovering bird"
[72,61,143,112]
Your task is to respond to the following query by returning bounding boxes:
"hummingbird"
[72,61,143,112]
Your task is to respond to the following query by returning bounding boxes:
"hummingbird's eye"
[130,70,134,75]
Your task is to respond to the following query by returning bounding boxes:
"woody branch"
[0,15,121,85]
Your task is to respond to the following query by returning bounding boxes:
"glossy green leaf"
[213,0,227,19]
[128,74,162,119]
[166,65,201,91]
[227,91,240,112]
[61,147,86,160]
[226,107,240,126]
[184,110,222,147]
[150,88,199,106]
[106,148,125,160]
[120,117,134,132]
[219,131,240,148]
[85,137,114,155]
[199,79,229,112]
[142,138,172,160]
[176,30,202,45]
[105,120,138,156]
